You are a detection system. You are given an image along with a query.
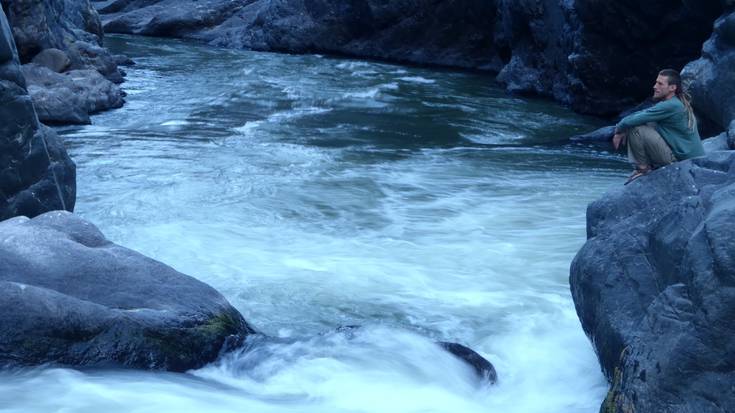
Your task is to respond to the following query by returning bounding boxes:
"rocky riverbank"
[1,0,128,124]
[94,0,727,118]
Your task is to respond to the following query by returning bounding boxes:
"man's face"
[653,75,676,101]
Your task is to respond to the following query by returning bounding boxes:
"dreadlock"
[658,69,696,131]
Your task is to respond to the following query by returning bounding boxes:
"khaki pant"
[626,125,676,169]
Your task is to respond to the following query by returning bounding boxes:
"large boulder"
[570,152,735,412]
[0,7,75,220]
[683,9,735,133]
[0,211,255,371]
[96,0,724,115]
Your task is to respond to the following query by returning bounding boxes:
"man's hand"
[612,132,626,150]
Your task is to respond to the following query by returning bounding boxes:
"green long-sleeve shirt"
[616,97,704,160]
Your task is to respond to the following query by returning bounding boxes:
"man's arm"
[615,100,676,133]
[612,132,625,150]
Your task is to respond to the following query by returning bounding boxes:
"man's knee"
[630,125,657,140]
[629,126,674,167]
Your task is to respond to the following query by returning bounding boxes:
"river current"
[1,35,627,412]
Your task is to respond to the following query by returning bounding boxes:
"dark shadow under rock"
[0,211,255,372]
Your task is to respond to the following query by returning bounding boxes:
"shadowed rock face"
[0,211,255,371]
[1,0,103,63]
[570,152,735,412]
[683,9,735,133]
[0,7,75,220]
[95,0,724,115]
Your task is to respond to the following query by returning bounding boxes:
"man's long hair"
[659,69,696,131]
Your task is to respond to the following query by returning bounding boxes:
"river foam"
[3,34,629,413]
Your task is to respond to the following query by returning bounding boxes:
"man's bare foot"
[624,165,652,185]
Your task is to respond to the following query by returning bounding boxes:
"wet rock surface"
[570,152,735,412]
[438,341,497,383]
[0,211,255,371]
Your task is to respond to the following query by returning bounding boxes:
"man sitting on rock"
[612,69,705,183]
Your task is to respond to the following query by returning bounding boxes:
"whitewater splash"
[2,34,627,413]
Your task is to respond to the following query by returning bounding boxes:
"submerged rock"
[335,325,497,383]
[0,7,75,220]
[0,211,255,372]
[438,341,497,383]
[570,152,735,412]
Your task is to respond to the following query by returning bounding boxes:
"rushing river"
[1,35,627,412]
